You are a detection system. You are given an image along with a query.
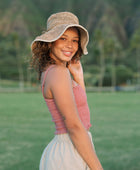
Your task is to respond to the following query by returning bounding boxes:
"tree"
[93,30,106,90]
[104,38,122,89]
[13,33,24,91]
[130,28,140,85]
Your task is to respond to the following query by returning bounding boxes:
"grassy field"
[0,92,140,170]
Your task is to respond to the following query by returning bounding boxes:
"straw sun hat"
[31,12,89,55]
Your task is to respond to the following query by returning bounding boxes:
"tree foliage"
[0,0,140,87]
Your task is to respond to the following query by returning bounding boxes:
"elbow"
[66,121,84,136]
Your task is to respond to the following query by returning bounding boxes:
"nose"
[66,40,73,48]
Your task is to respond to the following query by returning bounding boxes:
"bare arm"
[47,65,103,170]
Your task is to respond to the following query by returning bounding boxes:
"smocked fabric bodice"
[42,66,91,134]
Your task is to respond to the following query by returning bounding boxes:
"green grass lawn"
[0,92,140,170]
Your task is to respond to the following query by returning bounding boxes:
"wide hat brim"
[31,24,89,55]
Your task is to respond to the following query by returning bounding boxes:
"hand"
[68,60,85,91]
[67,60,84,80]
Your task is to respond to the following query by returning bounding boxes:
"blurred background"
[0,1,140,170]
[0,0,140,92]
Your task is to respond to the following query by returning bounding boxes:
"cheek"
[73,43,79,51]
[50,43,60,53]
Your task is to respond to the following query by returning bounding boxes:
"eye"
[60,37,66,40]
[73,39,79,43]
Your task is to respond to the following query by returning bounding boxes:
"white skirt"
[39,132,95,170]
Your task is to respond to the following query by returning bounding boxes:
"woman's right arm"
[47,65,103,170]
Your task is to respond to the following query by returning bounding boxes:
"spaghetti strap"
[41,65,55,95]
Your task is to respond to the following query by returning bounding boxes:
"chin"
[63,57,72,62]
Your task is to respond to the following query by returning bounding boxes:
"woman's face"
[49,27,79,65]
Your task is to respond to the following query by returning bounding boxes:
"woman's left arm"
[68,61,86,91]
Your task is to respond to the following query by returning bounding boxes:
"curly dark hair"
[30,27,83,80]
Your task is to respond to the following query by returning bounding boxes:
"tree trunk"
[98,43,105,91]
[15,39,24,91]
[17,55,24,91]
[27,67,32,87]
[66,0,73,11]
[136,49,140,86]
[111,52,116,91]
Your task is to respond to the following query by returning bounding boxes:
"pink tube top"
[42,65,92,134]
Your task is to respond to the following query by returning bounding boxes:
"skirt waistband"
[53,131,92,142]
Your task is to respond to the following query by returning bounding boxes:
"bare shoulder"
[50,65,69,74]
[44,65,71,90]
[48,65,71,81]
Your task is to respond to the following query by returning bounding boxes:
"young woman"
[31,11,103,170]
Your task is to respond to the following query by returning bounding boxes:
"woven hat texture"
[31,12,89,55]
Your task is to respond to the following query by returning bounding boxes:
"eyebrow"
[62,34,79,39]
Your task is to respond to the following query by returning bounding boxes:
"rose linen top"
[42,65,92,134]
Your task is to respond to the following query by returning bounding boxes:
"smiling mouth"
[63,51,73,57]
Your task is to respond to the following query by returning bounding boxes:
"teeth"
[63,51,72,56]
[64,52,71,54]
